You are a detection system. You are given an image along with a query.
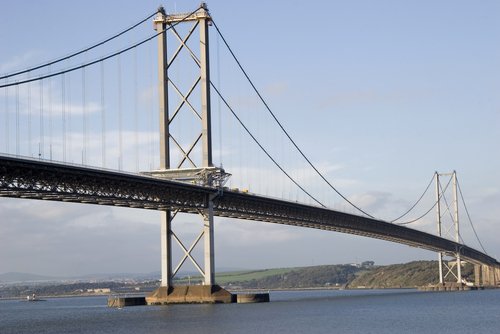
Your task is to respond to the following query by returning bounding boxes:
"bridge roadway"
[1,154,498,268]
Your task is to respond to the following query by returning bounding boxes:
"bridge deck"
[0,155,498,267]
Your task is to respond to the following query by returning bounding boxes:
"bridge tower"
[435,171,463,285]
[146,4,232,304]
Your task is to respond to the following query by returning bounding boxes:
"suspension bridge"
[1,4,499,303]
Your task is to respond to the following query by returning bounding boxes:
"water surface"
[1,289,499,333]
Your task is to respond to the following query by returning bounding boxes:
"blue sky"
[0,0,499,277]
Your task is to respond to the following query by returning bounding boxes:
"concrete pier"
[479,265,500,287]
[107,287,270,307]
[418,282,480,292]
[108,296,146,307]
[146,285,235,304]
[143,285,271,305]
[236,293,270,303]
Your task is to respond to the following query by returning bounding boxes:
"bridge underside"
[1,155,498,268]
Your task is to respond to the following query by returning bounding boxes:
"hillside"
[348,261,474,288]
[214,264,365,289]
[214,261,474,289]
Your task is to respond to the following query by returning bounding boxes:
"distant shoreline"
[1,260,484,299]
[0,287,422,301]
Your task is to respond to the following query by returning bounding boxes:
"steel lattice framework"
[0,155,499,267]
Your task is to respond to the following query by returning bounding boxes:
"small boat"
[26,293,45,302]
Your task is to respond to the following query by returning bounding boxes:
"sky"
[0,0,499,277]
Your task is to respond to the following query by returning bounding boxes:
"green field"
[174,267,297,285]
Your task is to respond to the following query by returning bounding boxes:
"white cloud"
[227,94,260,109]
[138,84,156,102]
[264,82,288,96]
[0,51,45,74]
[0,198,161,276]
[3,80,102,117]
[216,218,302,246]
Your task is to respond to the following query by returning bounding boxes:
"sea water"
[1,289,499,333]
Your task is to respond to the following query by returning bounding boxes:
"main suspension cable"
[211,18,372,218]
[390,173,435,223]
[0,6,202,89]
[457,178,488,254]
[210,81,325,208]
[397,175,453,225]
[0,11,157,81]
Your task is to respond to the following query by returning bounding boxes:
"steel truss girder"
[0,155,499,268]
[0,156,211,212]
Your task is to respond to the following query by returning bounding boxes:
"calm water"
[1,289,499,333]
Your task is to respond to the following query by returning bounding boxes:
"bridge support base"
[418,282,480,291]
[145,285,270,304]
[146,285,235,304]
[481,265,499,287]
